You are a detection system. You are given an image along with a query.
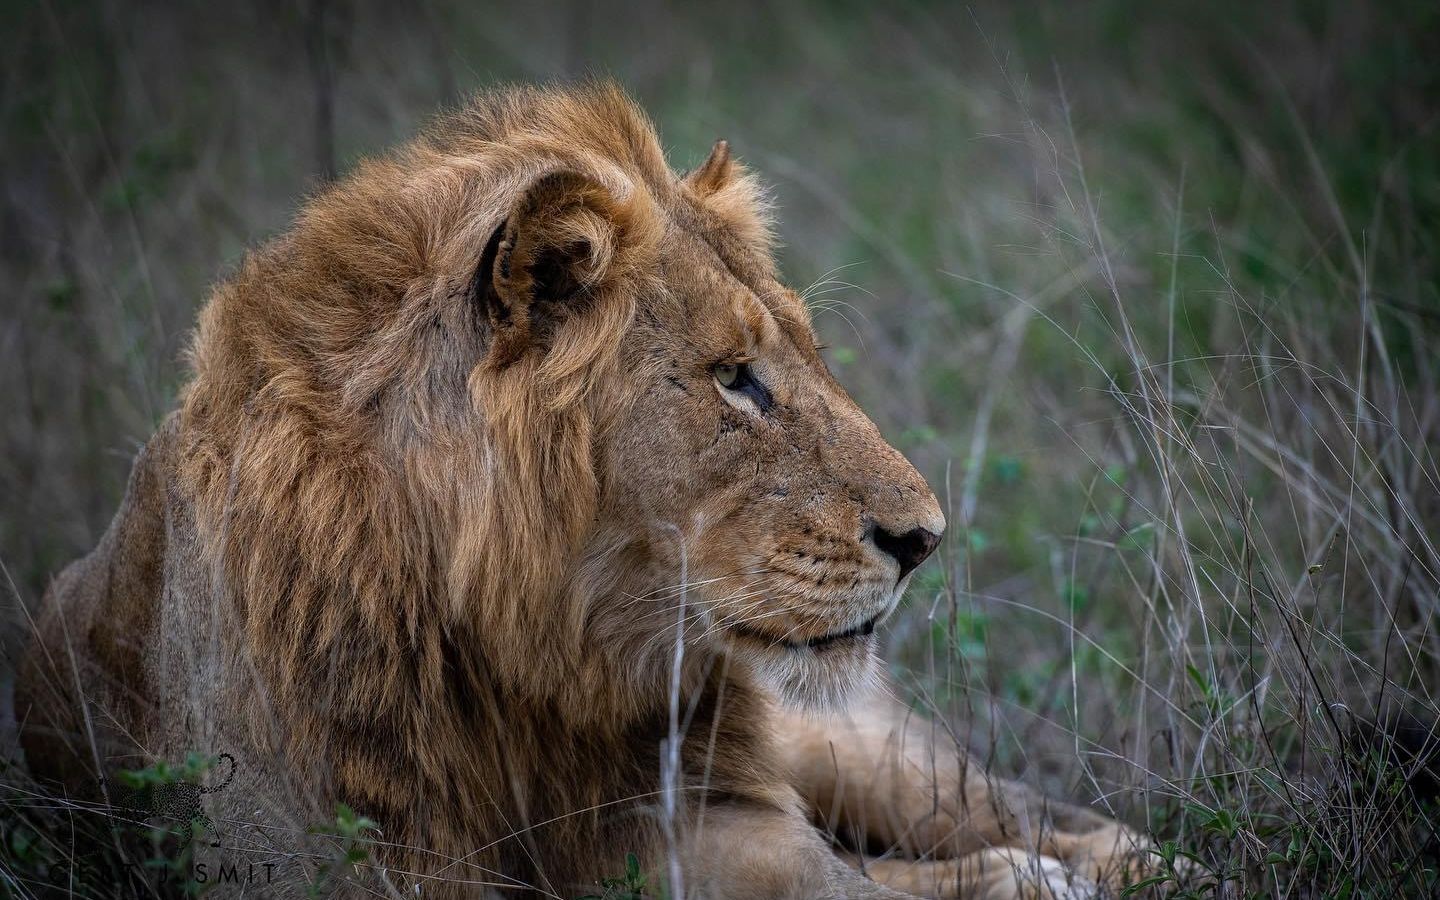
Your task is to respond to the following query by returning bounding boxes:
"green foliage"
[304,803,380,898]
[113,753,225,896]
[579,852,652,900]
[118,751,220,791]
[0,752,229,898]
[931,607,989,662]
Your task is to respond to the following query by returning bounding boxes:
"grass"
[0,752,381,897]
[2,0,1437,897]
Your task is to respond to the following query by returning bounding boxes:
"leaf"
[1061,578,1090,613]
[1148,839,1178,866]
[1185,664,1218,708]
[992,455,1024,485]
[1120,874,1169,897]
[1119,521,1156,549]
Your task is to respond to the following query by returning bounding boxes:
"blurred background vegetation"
[3,0,1438,896]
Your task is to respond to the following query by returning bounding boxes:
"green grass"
[2,1,1437,897]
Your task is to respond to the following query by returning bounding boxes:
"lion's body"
[20,418,778,894]
[17,84,1145,898]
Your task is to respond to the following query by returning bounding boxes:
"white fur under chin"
[736,638,883,711]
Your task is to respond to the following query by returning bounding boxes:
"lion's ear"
[682,140,773,252]
[479,170,635,366]
[685,139,734,197]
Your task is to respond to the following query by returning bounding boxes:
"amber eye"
[711,361,774,412]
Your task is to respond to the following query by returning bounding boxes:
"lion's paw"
[996,855,1100,900]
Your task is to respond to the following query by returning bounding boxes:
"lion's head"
[180,82,943,722]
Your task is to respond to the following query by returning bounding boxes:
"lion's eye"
[712,361,773,412]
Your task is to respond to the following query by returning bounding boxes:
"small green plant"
[579,852,651,900]
[118,751,221,790]
[114,752,229,896]
[304,803,379,898]
[1121,839,1214,899]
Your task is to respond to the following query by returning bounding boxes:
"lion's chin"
[727,633,882,711]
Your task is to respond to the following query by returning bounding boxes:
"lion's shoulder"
[17,417,185,786]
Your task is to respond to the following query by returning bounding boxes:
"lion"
[15,82,1149,898]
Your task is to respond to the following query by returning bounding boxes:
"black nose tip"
[872,525,941,581]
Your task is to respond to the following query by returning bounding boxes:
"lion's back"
[18,418,179,788]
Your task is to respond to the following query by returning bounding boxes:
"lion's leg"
[777,702,1149,887]
[857,850,1099,900]
[681,800,914,898]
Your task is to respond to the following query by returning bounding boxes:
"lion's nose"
[871,524,941,581]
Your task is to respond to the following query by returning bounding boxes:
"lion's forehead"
[652,226,814,360]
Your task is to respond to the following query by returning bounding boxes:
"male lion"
[17,83,1145,898]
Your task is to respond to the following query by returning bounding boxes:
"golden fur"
[17,83,1150,898]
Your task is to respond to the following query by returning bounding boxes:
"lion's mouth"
[729,613,880,652]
